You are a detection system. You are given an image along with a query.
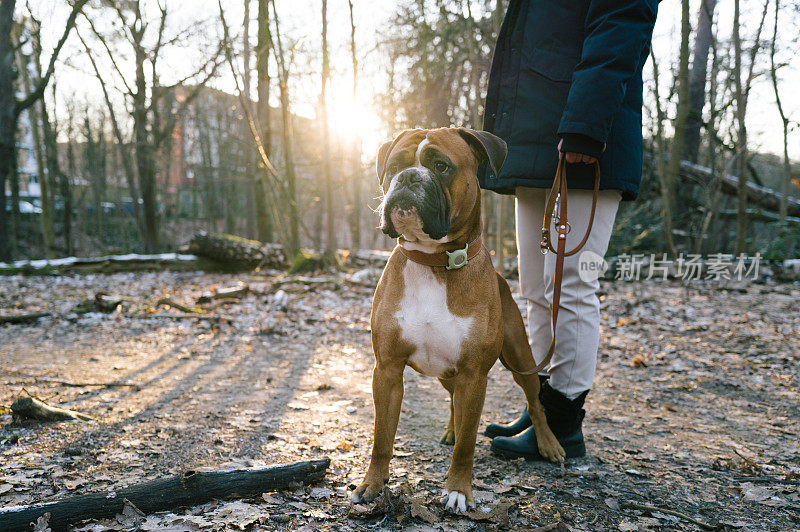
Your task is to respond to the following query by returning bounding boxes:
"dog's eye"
[434,161,450,174]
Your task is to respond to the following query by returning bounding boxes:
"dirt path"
[1,271,798,530]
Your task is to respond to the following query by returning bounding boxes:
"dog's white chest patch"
[396,261,473,377]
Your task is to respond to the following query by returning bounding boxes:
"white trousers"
[515,187,621,399]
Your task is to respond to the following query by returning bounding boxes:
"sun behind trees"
[0,0,798,264]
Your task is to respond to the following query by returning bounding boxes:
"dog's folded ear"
[376,129,427,188]
[376,139,395,189]
[457,128,507,179]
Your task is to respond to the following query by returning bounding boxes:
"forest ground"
[0,269,798,531]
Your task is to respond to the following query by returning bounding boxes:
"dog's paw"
[439,490,475,513]
[350,479,385,504]
[439,428,455,446]
[538,433,566,464]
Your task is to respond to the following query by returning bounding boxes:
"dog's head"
[375,127,506,245]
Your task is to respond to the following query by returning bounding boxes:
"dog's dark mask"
[379,166,450,240]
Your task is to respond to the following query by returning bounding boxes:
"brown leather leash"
[499,154,601,375]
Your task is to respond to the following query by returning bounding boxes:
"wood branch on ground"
[11,396,93,422]
[272,276,337,287]
[0,253,202,275]
[680,160,800,218]
[73,292,124,314]
[625,502,722,530]
[196,282,251,304]
[31,378,139,390]
[155,297,203,314]
[0,311,51,324]
[187,232,286,269]
[0,459,331,532]
[130,312,229,322]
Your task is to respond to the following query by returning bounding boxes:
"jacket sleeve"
[557,0,658,144]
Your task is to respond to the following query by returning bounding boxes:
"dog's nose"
[396,169,422,187]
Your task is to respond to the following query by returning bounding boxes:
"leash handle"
[499,153,601,376]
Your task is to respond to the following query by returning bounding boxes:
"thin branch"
[624,503,722,530]
[75,28,144,231]
[218,0,279,178]
[82,14,135,95]
[15,0,90,115]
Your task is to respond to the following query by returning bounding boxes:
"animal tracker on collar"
[352,127,566,514]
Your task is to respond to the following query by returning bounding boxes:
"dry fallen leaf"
[33,512,51,532]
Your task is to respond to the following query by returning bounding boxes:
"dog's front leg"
[351,361,404,503]
[442,369,487,513]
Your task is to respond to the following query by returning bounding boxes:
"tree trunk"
[650,48,678,257]
[0,0,16,261]
[18,39,56,258]
[242,0,256,240]
[64,114,76,255]
[321,0,336,254]
[39,98,62,257]
[347,0,361,251]
[254,0,273,243]
[77,32,144,242]
[271,0,299,256]
[732,0,747,254]
[770,0,791,225]
[133,36,159,252]
[682,0,717,163]
[663,0,691,256]
[25,26,59,258]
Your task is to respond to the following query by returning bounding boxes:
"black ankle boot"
[484,375,549,439]
[490,381,588,460]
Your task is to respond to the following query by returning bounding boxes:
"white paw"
[349,492,361,503]
[439,490,474,513]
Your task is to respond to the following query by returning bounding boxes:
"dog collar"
[398,235,484,270]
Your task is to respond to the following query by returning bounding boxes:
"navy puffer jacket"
[479,0,659,200]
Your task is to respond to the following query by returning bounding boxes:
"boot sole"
[490,440,586,460]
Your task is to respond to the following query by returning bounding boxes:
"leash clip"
[446,243,469,270]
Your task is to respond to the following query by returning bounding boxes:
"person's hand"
[558,139,598,164]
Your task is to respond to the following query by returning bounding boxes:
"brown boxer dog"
[350,128,565,513]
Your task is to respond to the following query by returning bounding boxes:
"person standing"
[479,0,659,459]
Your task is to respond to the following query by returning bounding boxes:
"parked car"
[4,200,42,214]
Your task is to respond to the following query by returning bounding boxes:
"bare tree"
[347,0,362,251]
[218,0,299,255]
[84,0,223,252]
[75,29,143,241]
[661,0,691,257]
[0,0,88,260]
[269,0,299,256]
[769,0,792,226]
[320,0,336,255]
[732,0,770,254]
[16,25,56,257]
[683,0,718,163]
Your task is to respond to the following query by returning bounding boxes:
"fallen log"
[680,160,800,218]
[187,232,286,269]
[0,253,201,276]
[0,311,51,324]
[0,459,331,532]
[11,397,94,422]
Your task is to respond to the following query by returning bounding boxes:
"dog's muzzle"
[380,168,450,240]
